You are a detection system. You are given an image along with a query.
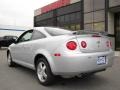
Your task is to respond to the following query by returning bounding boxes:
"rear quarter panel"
[31,35,76,72]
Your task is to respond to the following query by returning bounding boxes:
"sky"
[0,0,57,28]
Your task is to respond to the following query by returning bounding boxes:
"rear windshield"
[45,27,72,36]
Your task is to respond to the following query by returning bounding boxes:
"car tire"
[36,57,55,86]
[7,52,15,67]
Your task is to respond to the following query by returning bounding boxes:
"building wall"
[84,0,105,32]
[34,0,106,32]
[108,12,114,35]
[70,0,81,4]
[34,1,83,30]
[108,12,115,50]
[34,0,81,16]
[34,0,120,50]
[108,0,120,50]
[34,0,120,31]
[109,0,120,7]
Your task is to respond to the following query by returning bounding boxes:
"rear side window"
[32,30,46,40]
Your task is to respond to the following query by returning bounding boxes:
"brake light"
[66,41,77,50]
[81,41,87,48]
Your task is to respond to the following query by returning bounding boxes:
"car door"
[11,30,33,64]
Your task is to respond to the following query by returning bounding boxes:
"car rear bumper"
[52,50,114,76]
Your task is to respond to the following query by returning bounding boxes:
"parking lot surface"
[0,48,120,90]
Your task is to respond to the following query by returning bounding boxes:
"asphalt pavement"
[0,48,120,90]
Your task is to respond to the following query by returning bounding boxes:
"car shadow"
[11,64,109,88]
[54,74,108,86]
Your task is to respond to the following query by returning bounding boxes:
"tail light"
[81,41,87,48]
[66,41,77,50]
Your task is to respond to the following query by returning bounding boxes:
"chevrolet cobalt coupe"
[7,27,114,85]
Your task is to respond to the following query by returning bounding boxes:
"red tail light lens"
[81,41,87,48]
[66,41,77,50]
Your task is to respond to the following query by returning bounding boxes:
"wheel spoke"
[40,75,44,81]
[42,65,46,71]
[43,72,47,79]
[40,63,43,69]
[37,62,47,82]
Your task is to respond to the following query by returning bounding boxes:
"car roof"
[33,27,51,37]
[33,27,72,37]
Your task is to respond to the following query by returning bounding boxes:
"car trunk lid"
[76,35,110,53]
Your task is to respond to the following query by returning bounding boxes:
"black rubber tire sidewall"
[7,52,15,67]
[36,57,55,86]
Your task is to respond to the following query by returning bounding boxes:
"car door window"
[32,30,46,40]
[18,30,33,43]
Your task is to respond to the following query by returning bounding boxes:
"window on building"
[70,24,76,30]
[64,14,70,23]
[70,13,75,21]
[57,16,64,27]
[57,2,81,16]
[76,12,81,20]
[84,23,94,30]
[84,12,93,24]
[93,22,105,32]
[64,25,69,29]
[93,10,105,22]
[76,24,81,30]
[93,0,105,10]
[84,0,93,13]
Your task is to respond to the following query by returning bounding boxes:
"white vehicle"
[7,27,114,85]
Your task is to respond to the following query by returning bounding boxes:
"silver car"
[7,27,114,85]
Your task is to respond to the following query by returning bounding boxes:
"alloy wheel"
[37,62,48,83]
